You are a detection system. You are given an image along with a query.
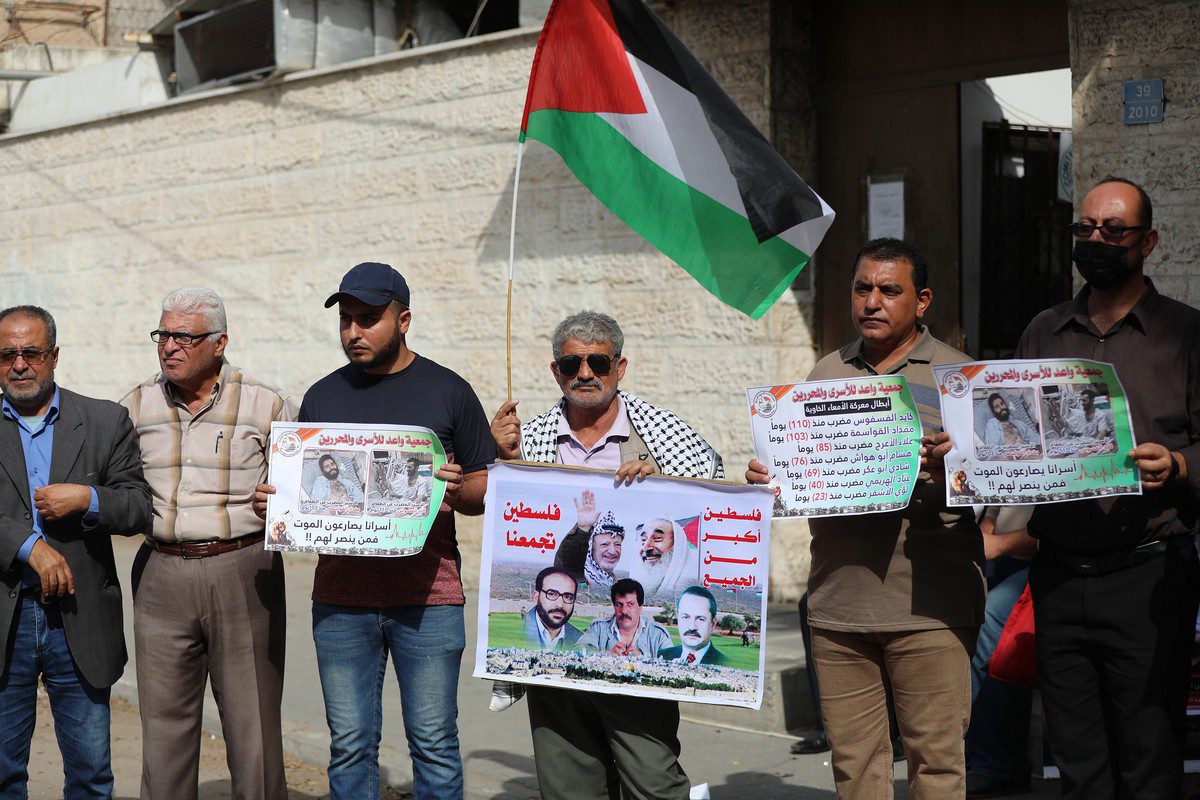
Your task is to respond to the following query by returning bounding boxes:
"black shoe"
[789,732,830,754]
[965,772,1031,798]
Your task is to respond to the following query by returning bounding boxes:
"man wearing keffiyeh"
[489,310,722,800]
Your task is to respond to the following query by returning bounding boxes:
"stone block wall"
[1069,0,1200,302]
[0,0,820,600]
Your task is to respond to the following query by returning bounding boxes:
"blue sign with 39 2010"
[1123,79,1163,102]
[1123,79,1165,125]
[1124,100,1164,125]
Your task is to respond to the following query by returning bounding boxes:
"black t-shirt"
[299,354,496,606]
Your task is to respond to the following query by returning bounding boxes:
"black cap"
[324,262,410,308]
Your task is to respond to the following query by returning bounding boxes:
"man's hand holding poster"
[932,359,1141,505]
[265,422,447,555]
[746,376,922,517]
[475,462,774,709]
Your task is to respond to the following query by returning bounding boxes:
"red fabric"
[988,582,1037,689]
[521,0,646,131]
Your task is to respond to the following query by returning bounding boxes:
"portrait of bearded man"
[628,515,696,602]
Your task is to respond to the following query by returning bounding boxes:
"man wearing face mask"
[1015,177,1200,799]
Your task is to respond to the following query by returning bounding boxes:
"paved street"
[27,538,1060,799]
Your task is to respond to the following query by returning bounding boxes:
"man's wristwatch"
[1168,452,1181,484]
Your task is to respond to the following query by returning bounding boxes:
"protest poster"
[474,461,774,709]
[746,376,922,517]
[932,359,1140,506]
[264,422,446,556]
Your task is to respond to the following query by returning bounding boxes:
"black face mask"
[1072,240,1133,290]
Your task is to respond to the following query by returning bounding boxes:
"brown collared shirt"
[1017,279,1200,553]
[805,328,985,633]
[121,361,299,542]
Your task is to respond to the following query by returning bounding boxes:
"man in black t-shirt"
[255,262,494,800]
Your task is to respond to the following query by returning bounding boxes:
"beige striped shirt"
[121,361,298,542]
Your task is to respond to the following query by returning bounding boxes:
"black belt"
[1038,535,1194,575]
[19,585,58,605]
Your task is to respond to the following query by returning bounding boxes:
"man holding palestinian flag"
[498,0,833,794]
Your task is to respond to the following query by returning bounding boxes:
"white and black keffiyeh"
[584,510,623,588]
[520,391,724,480]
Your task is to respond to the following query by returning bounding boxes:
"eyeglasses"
[150,330,218,347]
[0,348,52,366]
[539,588,576,603]
[1068,222,1150,243]
[556,353,616,377]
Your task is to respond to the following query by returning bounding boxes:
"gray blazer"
[0,387,151,688]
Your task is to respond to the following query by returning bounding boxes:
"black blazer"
[0,387,151,688]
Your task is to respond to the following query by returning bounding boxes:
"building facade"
[0,0,1195,600]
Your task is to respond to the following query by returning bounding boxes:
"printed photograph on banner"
[1040,383,1118,459]
[367,450,435,518]
[300,449,367,517]
[474,462,773,709]
[973,388,1043,462]
[933,359,1140,506]
[745,375,922,518]
[265,423,447,556]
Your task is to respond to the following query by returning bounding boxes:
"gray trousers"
[526,686,689,800]
[132,542,287,800]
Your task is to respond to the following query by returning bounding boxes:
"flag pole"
[506,138,526,402]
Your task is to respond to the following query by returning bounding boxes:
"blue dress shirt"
[1,388,99,586]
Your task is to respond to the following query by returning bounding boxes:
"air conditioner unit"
[173,0,396,94]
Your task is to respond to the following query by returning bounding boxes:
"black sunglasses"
[556,353,615,377]
[1068,222,1150,243]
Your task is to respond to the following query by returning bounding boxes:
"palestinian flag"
[676,515,700,549]
[520,0,834,319]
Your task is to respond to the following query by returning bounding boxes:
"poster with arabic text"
[265,422,447,555]
[475,462,774,709]
[932,359,1140,506]
[746,375,922,517]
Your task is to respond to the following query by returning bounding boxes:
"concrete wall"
[1069,0,1200,304]
[0,0,820,600]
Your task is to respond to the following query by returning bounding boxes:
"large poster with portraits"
[932,359,1140,506]
[474,462,774,709]
[265,422,446,556]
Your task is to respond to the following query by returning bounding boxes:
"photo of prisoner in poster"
[553,491,627,591]
[973,388,1044,462]
[659,586,730,667]
[577,578,672,658]
[1040,383,1119,459]
[299,449,367,516]
[367,450,434,518]
[521,567,584,651]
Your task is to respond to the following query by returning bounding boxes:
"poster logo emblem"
[278,432,302,457]
[944,372,969,398]
[753,390,778,418]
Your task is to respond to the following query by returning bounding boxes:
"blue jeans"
[966,557,1032,781]
[0,597,112,800]
[312,603,465,800]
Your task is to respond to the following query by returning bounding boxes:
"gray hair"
[161,286,227,334]
[551,311,624,360]
[0,305,57,347]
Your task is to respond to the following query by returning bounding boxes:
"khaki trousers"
[811,626,975,800]
[132,542,287,800]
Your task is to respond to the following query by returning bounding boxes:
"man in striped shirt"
[121,286,297,800]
